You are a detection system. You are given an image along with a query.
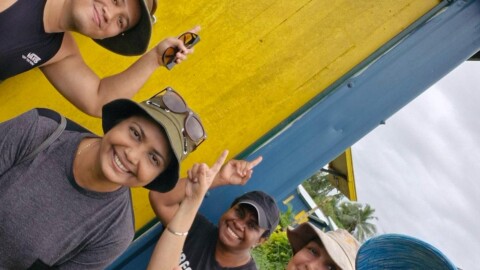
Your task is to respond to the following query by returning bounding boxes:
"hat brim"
[356,234,457,270]
[144,160,179,192]
[287,223,355,270]
[102,99,183,192]
[93,0,152,56]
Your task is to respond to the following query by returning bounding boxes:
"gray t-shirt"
[0,109,134,269]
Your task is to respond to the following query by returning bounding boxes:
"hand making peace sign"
[184,150,229,202]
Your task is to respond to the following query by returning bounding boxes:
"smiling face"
[69,0,142,39]
[99,114,172,188]
[286,240,339,270]
[217,204,267,253]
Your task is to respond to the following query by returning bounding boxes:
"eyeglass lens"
[163,33,199,67]
[185,115,205,142]
[179,33,199,48]
[156,88,206,143]
[163,90,187,113]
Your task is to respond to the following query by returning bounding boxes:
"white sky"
[352,61,480,270]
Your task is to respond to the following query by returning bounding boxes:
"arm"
[149,152,263,226]
[40,26,200,117]
[146,151,228,270]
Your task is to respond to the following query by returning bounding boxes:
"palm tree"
[303,169,378,242]
[335,202,377,242]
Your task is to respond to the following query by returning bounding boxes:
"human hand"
[212,155,263,188]
[155,26,201,68]
[185,150,229,202]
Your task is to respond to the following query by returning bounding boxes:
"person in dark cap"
[150,184,281,269]
[0,86,215,269]
[0,0,199,117]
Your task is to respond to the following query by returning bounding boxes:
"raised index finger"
[211,150,229,173]
[184,25,201,35]
[246,156,263,170]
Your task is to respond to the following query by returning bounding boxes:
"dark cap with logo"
[231,190,280,237]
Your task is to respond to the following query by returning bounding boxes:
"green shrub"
[252,227,292,270]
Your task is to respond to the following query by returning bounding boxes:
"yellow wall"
[0,0,439,230]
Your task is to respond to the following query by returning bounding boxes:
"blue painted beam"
[107,0,480,268]
[201,0,480,221]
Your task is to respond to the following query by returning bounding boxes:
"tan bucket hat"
[287,222,360,270]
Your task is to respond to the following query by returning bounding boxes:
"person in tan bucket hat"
[286,222,360,270]
[0,0,199,117]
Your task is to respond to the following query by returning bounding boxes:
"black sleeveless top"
[0,0,64,80]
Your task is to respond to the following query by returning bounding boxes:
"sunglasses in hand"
[163,32,200,70]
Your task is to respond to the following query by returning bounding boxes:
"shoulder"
[2,109,57,141]
[0,109,65,177]
[241,259,258,270]
[43,32,80,66]
[191,214,216,232]
[185,215,217,241]
[5,108,41,126]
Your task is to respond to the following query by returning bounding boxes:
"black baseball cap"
[231,191,280,237]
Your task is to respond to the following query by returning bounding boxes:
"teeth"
[114,154,129,172]
[227,226,240,239]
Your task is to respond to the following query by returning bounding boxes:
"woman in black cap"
[150,183,281,270]
[0,87,223,269]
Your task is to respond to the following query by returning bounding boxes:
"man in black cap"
[0,0,198,117]
[150,163,280,270]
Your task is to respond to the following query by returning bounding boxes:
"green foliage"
[302,170,334,198]
[335,201,377,242]
[316,197,343,229]
[252,168,379,268]
[303,169,378,242]
[303,170,345,227]
[252,207,294,269]
[278,204,294,229]
[252,227,292,270]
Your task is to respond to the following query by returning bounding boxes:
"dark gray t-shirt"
[0,110,134,269]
